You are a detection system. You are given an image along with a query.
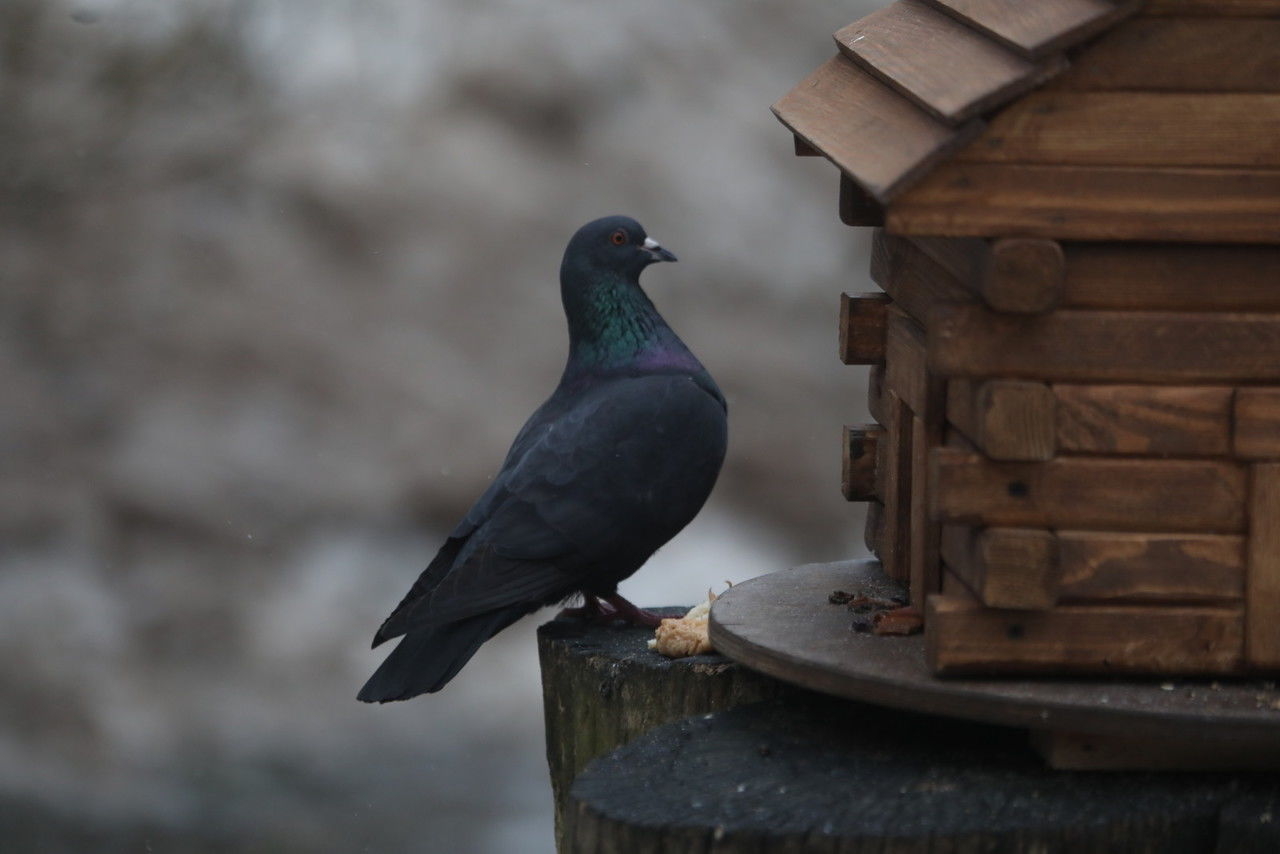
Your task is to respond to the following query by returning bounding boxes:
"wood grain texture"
[929,304,1280,384]
[839,173,887,226]
[834,0,1065,124]
[773,55,976,202]
[1246,463,1280,667]
[956,92,1280,168]
[948,378,1056,461]
[839,292,890,365]
[941,525,1060,609]
[912,235,1064,313]
[885,307,942,421]
[1062,243,1280,311]
[869,230,973,325]
[1054,18,1280,92]
[922,0,1137,58]
[887,163,1280,243]
[930,449,1247,532]
[1057,531,1245,604]
[1143,0,1280,14]
[1233,388,1280,459]
[1054,384,1233,456]
[843,424,883,501]
[927,593,1245,675]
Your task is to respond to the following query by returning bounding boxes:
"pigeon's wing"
[373,373,726,643]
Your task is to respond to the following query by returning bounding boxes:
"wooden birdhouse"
[776,0,1280,677]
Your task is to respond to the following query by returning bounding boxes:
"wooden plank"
[839,293,890,365]
[1246,463,1280,667]
[926,593,1245,675]
[909,416,939,609]
[1062,243,1280,312]
[1055,384,1233,456]
[839,174,886,227]
[1058,531,1245,604]
[865,500,885,556]
[772,55,978,202]
[884,308,934,420]
[930,449,1247,532]
[868,230,973,325]
[887,163,1280,243]
[1053,18,1280,92]
[843,424,884,501]
[868,364,887,426]
[1234,389,1280,459]
[1143,0,1280,14]
[911,236,1064,314]
[880,392,914,581]
[956,92,1280,169]
[921,0,1137,58]
[834,0,1066,124]
[947,378,1056,461]
[941,525,1059,609]
[929,304,1280,384]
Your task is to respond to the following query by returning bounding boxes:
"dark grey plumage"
[358,216,727,702]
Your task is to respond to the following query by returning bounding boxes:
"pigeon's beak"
[643,236,677,263]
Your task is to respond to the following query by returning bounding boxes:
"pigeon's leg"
[556,595,619,623]
[601,592,664,628]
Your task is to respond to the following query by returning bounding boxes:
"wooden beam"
[1234,389,1280,459]
[1053,18,1280,92]
[929,449,1247,532]
[947,378,1056,461]
[1055,384,1233,456]
[926,593,1245,675]
[839,174,886,227]
[868,230,973,326]
[921,0,1137,59]
[1246,463,1280,667]
[839,293,890,365]
[1058,531,1245,604]
[843,424,883,501]
[884,308,938,421]
[880,392,914,581]
[772,55,978,202]
[910,415,940,609]
[834,0,1065,124]
[941,525,1059,609]
[868,364,887,426]
[929,304,1280,384]
[1062,243,1280,311]
[911,236,1064,314]
[887,163,1280,243]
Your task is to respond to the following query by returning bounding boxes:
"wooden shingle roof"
[774,0,1280,243]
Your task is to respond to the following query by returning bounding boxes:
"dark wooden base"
[708,560,1280,768]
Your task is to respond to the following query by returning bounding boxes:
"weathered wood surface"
[566,698,1280,852]
[772,55,976,202]
[838,292,889,365]
[921,0,1137,58]
[927,593,1245,675]
[911,234,1065,313]
[1057,531,1245,604]
[930,304,1280,383]
[834,0,1065,124]
[887,162,1280,243]
[948,378,1056,460]
[1054,18,1280,92]
[942,525,1059,608]
[869,229,973,324]
[1234,388,1280,459]
[708,560,1280,740]
[1247,464,1280,668]
[842,424,882,501]
[1062,242,1280,311]
[929,449,1247,532]
[538,612,793,851]
[839,173,886,226]
[1055,384,1233,456]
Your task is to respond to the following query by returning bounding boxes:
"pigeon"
[358,215,728,702]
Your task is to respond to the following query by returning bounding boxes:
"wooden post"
[1246,463,1280,668]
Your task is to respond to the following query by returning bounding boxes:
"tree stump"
[539,610,797,851]
[565,697,1280,853]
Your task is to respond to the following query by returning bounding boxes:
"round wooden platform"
[708,560,1280,746]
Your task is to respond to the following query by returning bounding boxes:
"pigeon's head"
[562,215,677,281]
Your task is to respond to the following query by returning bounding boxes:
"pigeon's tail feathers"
[357,605,528,703]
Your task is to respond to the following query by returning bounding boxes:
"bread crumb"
[648,590,719,658]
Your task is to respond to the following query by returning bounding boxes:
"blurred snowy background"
[1,0,879,850]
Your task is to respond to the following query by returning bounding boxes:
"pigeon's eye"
[610,229,628,246]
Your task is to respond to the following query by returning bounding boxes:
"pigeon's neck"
[560,269,701,381]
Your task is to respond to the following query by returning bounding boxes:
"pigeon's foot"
[601,592,664,628]
[556,596,621,625]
